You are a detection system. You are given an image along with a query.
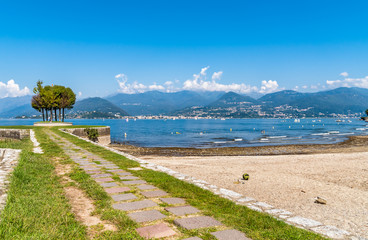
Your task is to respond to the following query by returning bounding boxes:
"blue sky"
[1,0,368,98]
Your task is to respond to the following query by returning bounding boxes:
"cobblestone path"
[47,131,251,240]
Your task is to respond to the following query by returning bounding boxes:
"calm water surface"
[1,118,367,148]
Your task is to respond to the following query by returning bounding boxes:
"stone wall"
[62,127,111,146]
[0,129,29,140]
[0,148,21,212]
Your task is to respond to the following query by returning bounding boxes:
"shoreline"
[110,135,368,157]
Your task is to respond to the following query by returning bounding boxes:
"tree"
[61,87,76,122]
[31,81,76,122]
[366,109,368,116]
[32,81,46,121]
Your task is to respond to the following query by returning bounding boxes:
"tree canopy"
[32,81,76,122]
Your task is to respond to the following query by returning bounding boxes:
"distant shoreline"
[110,135,368,157]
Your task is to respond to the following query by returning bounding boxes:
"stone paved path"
[47,131,251,240]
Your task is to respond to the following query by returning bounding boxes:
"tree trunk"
[54,108,57,121]
[42,108,45,121]
[62,108,65,122]
[46,109,48,121]
[58,108,61,122]
[50,107,53,122]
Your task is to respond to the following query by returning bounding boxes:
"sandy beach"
[112,137,368,238]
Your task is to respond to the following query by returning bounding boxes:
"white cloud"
[326,76,368,88]
[115,73,165,94]
[200,66,209,76]
[115,73,127,79]
[340,72,349,77]
[182,67,260,93]
[259,80,280,94]
[148,83,165,91]
[115,67,281,95]
[164,81,177,93]
[212,71,223,81]
[116,73,146,94]
[0,79,30,98]
[78,91,82,97]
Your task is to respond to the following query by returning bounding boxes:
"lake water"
[1,118,367,148]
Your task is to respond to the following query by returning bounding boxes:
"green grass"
[53,126,326,240]
[0,128,87,239]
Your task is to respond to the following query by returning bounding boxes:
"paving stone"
[141,190,168,198]
[81,167,99,171]
[91,173,112,178]
[100,164,117,167]
[85,170,102,174]
[182,237,202,240]
[253,201,273,209]
[311,225,350,239]
[128,167,143,171]
[136,223,176,239]
[165,206,200,216]
[120,176,140,180]
[105,187,131,194]
[123,180,147,185]
[128,210,166,223]
[174,216,222,230]
[105,166,119,169]
[117,172,132,176]
[95,177,114,182]
[137,184,157,190]
[79,162,96,166]
[160,197,186,205]
[112,193,137,201]
[211,229,250,240]
[97,161,110,164]
[112,199,157,211]
[107,169,126,173]
[265,208,292,216]
[287,216,322,228]
[99,182,118,188]
[219,188,243,199]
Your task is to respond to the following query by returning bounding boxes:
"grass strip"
[40,129,142,239]
[0,128,87,240]
[53,127,326,240]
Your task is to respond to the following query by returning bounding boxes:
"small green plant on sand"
[84,127,99,142]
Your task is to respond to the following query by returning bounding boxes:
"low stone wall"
[0,129,29,140]
[62,127,111,146]
[34,122,73,126]
[0,148,21,212]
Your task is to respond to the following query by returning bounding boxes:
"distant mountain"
[0,103,39,118]
[173,92,261,118]
[259,90,306,106]
[69,97,129,118]
[208,91,258,108]
[174,87,368,118]
[260,87,368,114]
[0,95,32,113]
[0,96,39,118]
[106,90,224,115]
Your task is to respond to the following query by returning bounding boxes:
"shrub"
[84,128,99,142]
